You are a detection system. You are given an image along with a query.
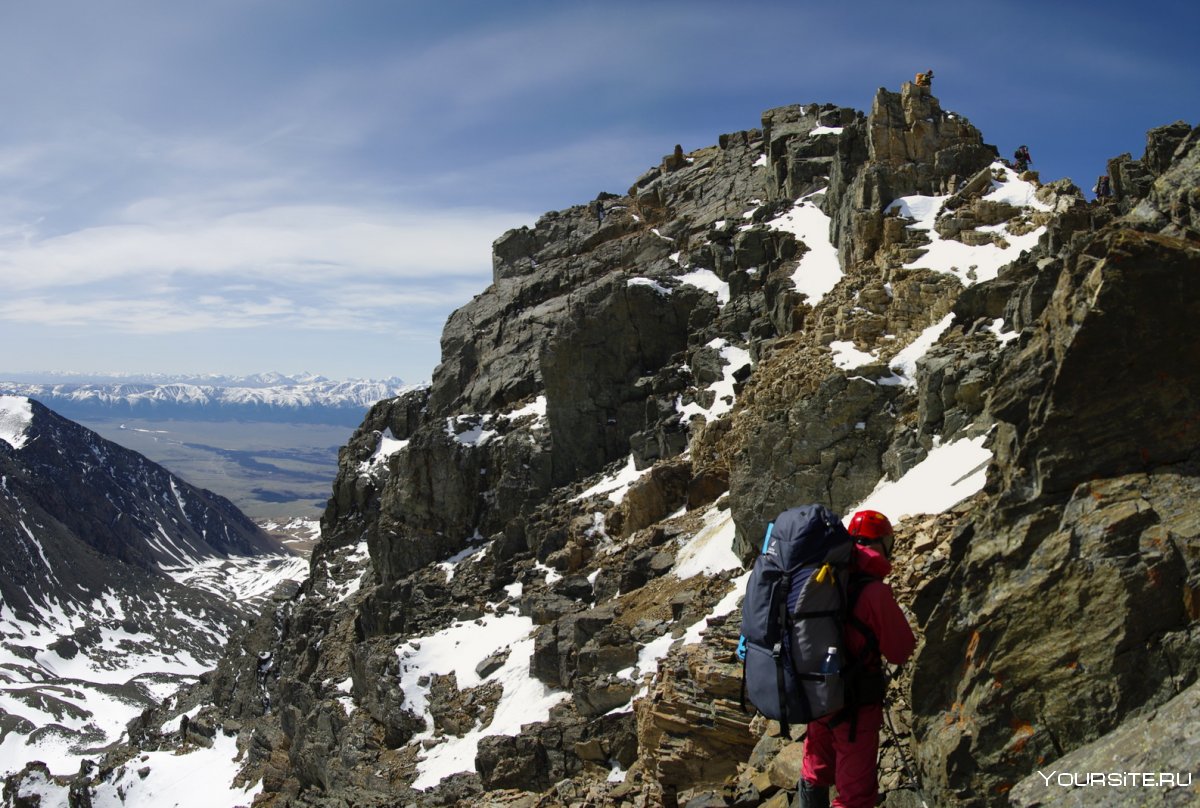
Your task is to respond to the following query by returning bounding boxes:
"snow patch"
[572,455,651,505]
[627,277,673,296]
[766,191,842,304]
[676,338,751,424]
[879,314,956,388]
[849,434,992,520]
[677,268,729,305]
[888,162,1048,286]
[987,318,1020,344]
[358,428,409,475]
[0,396,33,450]
[396,614,568,790]
[671,506,741,580]
[91,732,262,808]
[830,341,878,370]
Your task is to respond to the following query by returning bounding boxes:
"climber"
[914,69,934,88]
[1094,174,1112,200]
[798,510,917,808]
[1013,144,1033,172]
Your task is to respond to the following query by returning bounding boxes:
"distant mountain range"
[0,372,414,427]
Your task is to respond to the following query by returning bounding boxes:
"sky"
[0,1,1195,384]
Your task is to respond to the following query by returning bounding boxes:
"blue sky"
[1,0,1195,384]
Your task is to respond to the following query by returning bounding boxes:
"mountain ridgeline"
[0,398,279,615]
[29,84,1200,806]
[0,375,411,428]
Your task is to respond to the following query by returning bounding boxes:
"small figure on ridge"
[1013,144,1033,172]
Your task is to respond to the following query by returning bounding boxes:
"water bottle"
[820,646,840,675]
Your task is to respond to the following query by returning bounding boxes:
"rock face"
[909,124,1200,805]
[1007,679,1200,807]
[42,86,1199,808]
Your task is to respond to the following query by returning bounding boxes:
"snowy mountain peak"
[0,375,415,428]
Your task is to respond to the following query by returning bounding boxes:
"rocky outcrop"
[826,83,997,268]
[722,85,1006,559]
[1108,120,1196,218]
[908,125,1200,805]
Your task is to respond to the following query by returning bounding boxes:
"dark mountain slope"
[1,397,277,605]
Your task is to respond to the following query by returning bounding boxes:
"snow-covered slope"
[0,398,309,779]
[0,552,306,777]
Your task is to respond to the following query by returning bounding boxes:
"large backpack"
[739,504,860,732]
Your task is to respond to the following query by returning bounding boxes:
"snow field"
[90,732,262,808]
[0,548,308,779]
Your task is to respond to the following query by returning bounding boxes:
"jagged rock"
[617,459,693,537]
[728,367,902,559]
[762,103,862,202]
[826,84,997,268]
[532,604,621,689]
[476,717,588,792]
[681,789,730,807]
[636,617,756,796]
[910,133,1200,803]
[1126,124,1200,239]
[476,649,512,680]
[574,676,639,718]
[989,229,1200,498]
[1008,679,1200,807]
[912,472,1200,803]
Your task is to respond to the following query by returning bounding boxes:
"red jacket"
[844,544,916,670]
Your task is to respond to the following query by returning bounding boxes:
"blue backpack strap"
[738,522,776,662]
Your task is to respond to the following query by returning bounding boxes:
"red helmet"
[847,510,895,556]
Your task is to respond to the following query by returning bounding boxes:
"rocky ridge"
[23,87,1199,807]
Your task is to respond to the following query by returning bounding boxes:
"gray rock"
[1009,680,1200,807]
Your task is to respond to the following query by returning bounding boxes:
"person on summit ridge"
[1013,144,1033,172]
[798,510,917,808]
[914,68,934,87]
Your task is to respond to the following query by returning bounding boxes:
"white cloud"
[0,204,528,292]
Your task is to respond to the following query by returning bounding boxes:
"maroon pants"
[801,703,883,808]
